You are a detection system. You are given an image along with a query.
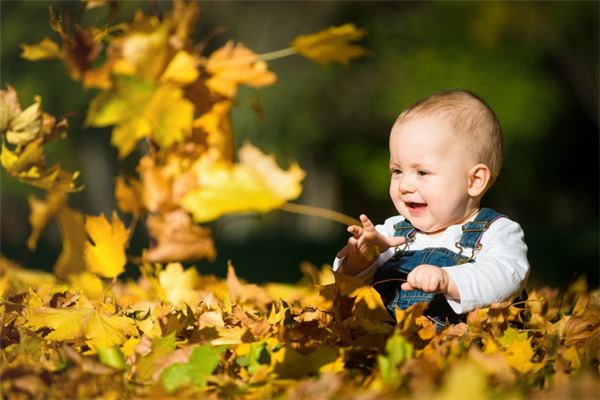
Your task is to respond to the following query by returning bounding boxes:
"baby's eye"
[390,168,402,175]
[417,170,429,176]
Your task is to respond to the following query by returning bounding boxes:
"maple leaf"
[160,345,225,392]
[503,336,541,374]
[205,41,277,98]
[376,331,413,388]
[20,37,62,61]
[145,209,216,263]
[25,304,137,349]
[22,8,109,82]
[83,212,128,278]
[86,77,194,158]
[1,138,80,192]
[193,100,233,159]
[350,285,394,323]
[27,189,67,250]
[272,344,342,379]
[53,206,87,279]
[114,176,143,216]
[3,96,42,146]
[159,50,199,85]
[181,143,304,223]
[156,262,202,307]
[292,24,367,66]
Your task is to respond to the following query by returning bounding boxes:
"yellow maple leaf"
[27,188,67,250]
[503,337,541,374]
[193,100,233,158]
[68,271,105,300]
[54,206,87,279]
[86,78,194,158]
[206,41,277,98]
[157,262,202,307]
[114,175,143,216]
[181,144,304,223]
[1,139,80,192]
[292,23,367,66]
[160,50,199,84]
[26,305,136,348]
[84,212,128,278]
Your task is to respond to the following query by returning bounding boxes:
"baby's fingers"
[347,225,363,238]
[360,214,376,232]
[384,235,407,248]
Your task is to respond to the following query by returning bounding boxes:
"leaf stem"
[280,202,360,227]
[201,46,298,68]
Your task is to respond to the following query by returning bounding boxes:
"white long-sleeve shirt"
[333,214,530,314]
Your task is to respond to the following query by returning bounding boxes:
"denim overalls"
[372,208,506,325]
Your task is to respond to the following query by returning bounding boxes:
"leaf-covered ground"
[1,258,598,399]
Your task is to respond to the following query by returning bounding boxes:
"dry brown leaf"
[145,209,215,263]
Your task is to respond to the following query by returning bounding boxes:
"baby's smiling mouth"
[406,202,427,211]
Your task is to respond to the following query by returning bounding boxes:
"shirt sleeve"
[332,216,403,282]
[442,218,530,314]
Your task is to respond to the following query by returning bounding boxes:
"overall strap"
[456,208,506,258]
[393,219,417,240]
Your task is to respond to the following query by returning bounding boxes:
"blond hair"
[395,90,503,186]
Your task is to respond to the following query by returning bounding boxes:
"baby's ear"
[467,163,491,197]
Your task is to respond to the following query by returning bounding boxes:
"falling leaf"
[193,100,233,159]
[160,50,199,84]
[0,86,21,130]
[27,189,67,250]
[205,41,277,98]
[181,143,304,223]
[1,138,80,192]
[6,99,42,146]
[86,78,194,158]
[53,206,87,279]
[292,24,367,66]
[145,209,216,263]
[84,212,128,278]
[114,176,143,216]
[20,38,62,61]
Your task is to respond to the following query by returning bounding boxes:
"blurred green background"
[1,1,598,289]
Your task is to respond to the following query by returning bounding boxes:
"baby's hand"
[401,264,451,293]
[337,214,406,261]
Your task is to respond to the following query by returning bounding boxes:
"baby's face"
[389,115,478,234]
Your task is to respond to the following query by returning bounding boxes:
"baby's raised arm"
[337,214,406,276]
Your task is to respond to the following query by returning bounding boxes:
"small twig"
[511,297,545,307]
[125,213,140,248]
[371,278,407,288]
[280,202,361,227]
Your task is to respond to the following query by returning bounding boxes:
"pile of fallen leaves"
[1,259,598,399]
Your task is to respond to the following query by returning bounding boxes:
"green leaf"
[236,341,270,375]
[498,327,528,348]
[135,333,177,382]
[160,344,224,393]
[377,332,413,386]
[97,346,126,370]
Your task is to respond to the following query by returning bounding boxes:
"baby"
[334,90,529,323]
